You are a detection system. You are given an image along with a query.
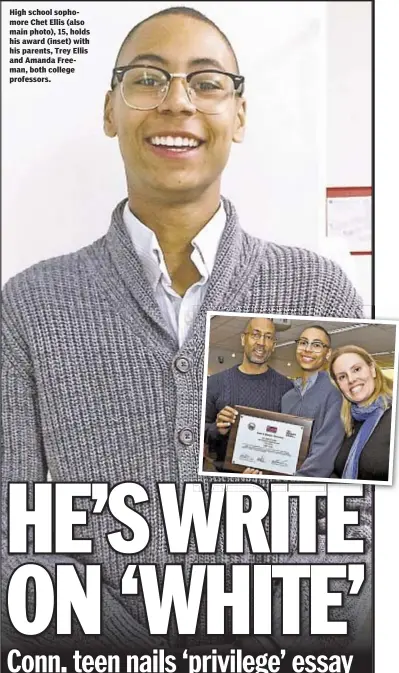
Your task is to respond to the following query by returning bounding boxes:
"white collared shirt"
[123,202,226,346]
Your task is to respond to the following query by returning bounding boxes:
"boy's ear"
[233,98,246,144]
[104,91,117,137]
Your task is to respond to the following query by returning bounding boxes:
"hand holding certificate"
[224,405,314,475]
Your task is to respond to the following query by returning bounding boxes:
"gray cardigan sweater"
[2,198,370,652]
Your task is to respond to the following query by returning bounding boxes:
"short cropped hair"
[111,6,240,89]
[243,317,275,334]
[301,325,332,347]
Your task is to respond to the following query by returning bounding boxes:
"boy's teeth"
[150,136,199,147]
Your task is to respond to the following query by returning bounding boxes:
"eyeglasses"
[244,330,276,343]
[111,65,245,115]
[295,338,330,353]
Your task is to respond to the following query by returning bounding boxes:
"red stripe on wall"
[327,187,372,198]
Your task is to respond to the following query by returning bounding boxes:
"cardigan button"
[175,356,190,373]
[178,428,194,446]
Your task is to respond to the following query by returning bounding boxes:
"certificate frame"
[224,405,314,475]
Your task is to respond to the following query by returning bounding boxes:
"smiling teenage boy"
[281,325,345,477]
[2,6,368,653]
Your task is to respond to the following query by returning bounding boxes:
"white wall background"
[326,0,372,314]
[327,2,372,186]
[2,1,371,312]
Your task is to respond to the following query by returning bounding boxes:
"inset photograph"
[200,313,397,485]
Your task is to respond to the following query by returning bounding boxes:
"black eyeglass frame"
[294,339,330,350]
[243,331,277,342]
[110,65,245,97]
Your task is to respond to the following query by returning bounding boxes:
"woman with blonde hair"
[329,345,393,481]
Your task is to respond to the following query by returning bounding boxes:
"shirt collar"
[294,370,320,394]
[190,205,226,278]
[123,201,226,291]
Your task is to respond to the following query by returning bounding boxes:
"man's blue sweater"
[205,365,293,461]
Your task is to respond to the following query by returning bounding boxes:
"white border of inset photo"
[199,311,398,486]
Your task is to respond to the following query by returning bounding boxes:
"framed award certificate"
[224,405,314,475]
